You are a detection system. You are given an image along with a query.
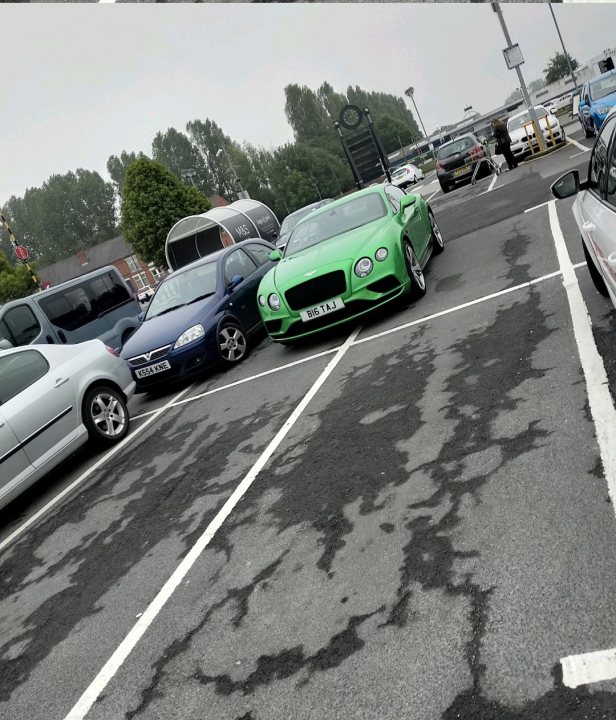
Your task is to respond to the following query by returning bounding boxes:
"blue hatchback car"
[121,240,275,391]
[579,69,616,138]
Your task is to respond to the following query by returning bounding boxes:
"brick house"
[37,235,166,293]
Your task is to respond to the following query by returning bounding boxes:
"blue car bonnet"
[121,295,219,357]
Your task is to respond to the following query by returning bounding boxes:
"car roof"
[590,68,616,84]
[166,239,271,278]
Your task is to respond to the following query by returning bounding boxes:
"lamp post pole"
[404,86,437,162]
[548,3,579,91]
[216,146,250,200]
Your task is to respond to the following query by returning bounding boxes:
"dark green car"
[257,184,444,342]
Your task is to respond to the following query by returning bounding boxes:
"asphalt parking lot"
[2,119,616,720]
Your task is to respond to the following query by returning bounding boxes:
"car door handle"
[54,377,69,387]
[582,221,596,232]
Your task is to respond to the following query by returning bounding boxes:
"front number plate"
[300,296,345,322]
[135,360,171,378]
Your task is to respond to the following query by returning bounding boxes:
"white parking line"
[569,150,589,159]
[525,200,553,214]
[477,174,499,196]
[426,188,441,202]
[62,327,361,720]
[353,270,563,347]
[132,348,340,422]
[547,200,616,688]
[567,138,590,153]
[0,384,194,556]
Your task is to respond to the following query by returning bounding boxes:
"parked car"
[0,341,135,511]
[436,133,491,193]
[0,266,141,353]
[137,286,155,304]
[551,107,616,308]
[390,163,425,189]
[544,93,573,115]
[121,240,276,390]
[257,184,444,343]
[507,105,566,160]
[275,199,334,252]
[578,70,616,138]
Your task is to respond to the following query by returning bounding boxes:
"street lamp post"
[180,168,197,188]
[216,146,250,200]
[492,3,546,153]
[548,3,579,92]
[404,86,437,162]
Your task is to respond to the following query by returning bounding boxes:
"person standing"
[491,117,518,171]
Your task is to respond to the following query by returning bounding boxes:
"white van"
[0,266,142,351]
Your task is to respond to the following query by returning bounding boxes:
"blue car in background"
[121,240,275,391]
[578,69,616,138]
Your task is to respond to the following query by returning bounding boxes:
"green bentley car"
[257,184,444,342]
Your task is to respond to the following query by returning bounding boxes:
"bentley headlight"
[354,257,374,278]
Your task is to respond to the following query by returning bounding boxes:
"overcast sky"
[2,3,615,205]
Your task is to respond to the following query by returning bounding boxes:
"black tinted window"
[589,116,616,194]
[1,305,41,346]
[0,350,49,404]
[224,250,257,285]
[39,271,131,331]
[244,243,272,267]
[438,138,473,159]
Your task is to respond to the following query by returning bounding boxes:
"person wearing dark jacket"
[491,117,518,170]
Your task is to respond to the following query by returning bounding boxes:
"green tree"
[284,84,335,147]
[152,128,214,196]
[544,52,579,84]
[374,114,416,154]
[121,158,210,268]
[0,251,38,303]
[3,170,117,266]
[107,150,148,198]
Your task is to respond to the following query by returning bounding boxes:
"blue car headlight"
[597,106,611,116]
[174,324,205,349]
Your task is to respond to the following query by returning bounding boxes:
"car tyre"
[83,386,130,447]
[439,181,451,194]
[218,322,248,364]
[403,239,427,301]
[583,120,595,139]
[582,240,609,297]
[429,210,444,256]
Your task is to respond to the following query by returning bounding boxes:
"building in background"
[37,235,165,295]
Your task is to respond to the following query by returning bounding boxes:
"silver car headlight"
[354,257,374,278]
[268,293,281,311]
[375,247,389,262]
[597,106,611,115]
[258,295,266,307]
[174,324,205,349]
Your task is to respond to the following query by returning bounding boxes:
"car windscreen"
[284,193,387,257]
[590,74,616,101]
[279,207,315,236]
[507,108,547,131]
[145,262,218,319]
[437,138,474,159]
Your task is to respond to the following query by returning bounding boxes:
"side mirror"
[137,311,144,322]
[227,274,244,291]
[398,195,417,214]
[551,170,581,200]
[269,249,283,262]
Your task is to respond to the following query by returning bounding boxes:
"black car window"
[0,350,49,405]
[588,115,616,195]
[1,305,41,346]
[224,249,258,285]
[606,124,616,208]
[384,186,406,212]
[437,137,473,160]
[244,243,272,267]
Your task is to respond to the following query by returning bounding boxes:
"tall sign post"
[334,105,392,189]
[492,3,546,153]
[0,211,40,289]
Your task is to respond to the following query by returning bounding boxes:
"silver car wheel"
[219,326,247,362]
[404,241,425,291]
[90,392,127,438]
[430,213,444,249]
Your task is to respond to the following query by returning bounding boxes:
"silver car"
[0,340,135,510]
[551,108,616,308]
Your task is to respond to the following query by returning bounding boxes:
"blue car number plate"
[135,360,171,378]
[300,296,345,322]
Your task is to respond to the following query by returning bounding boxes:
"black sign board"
[232,200,280,243]
[335,106,391,188]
